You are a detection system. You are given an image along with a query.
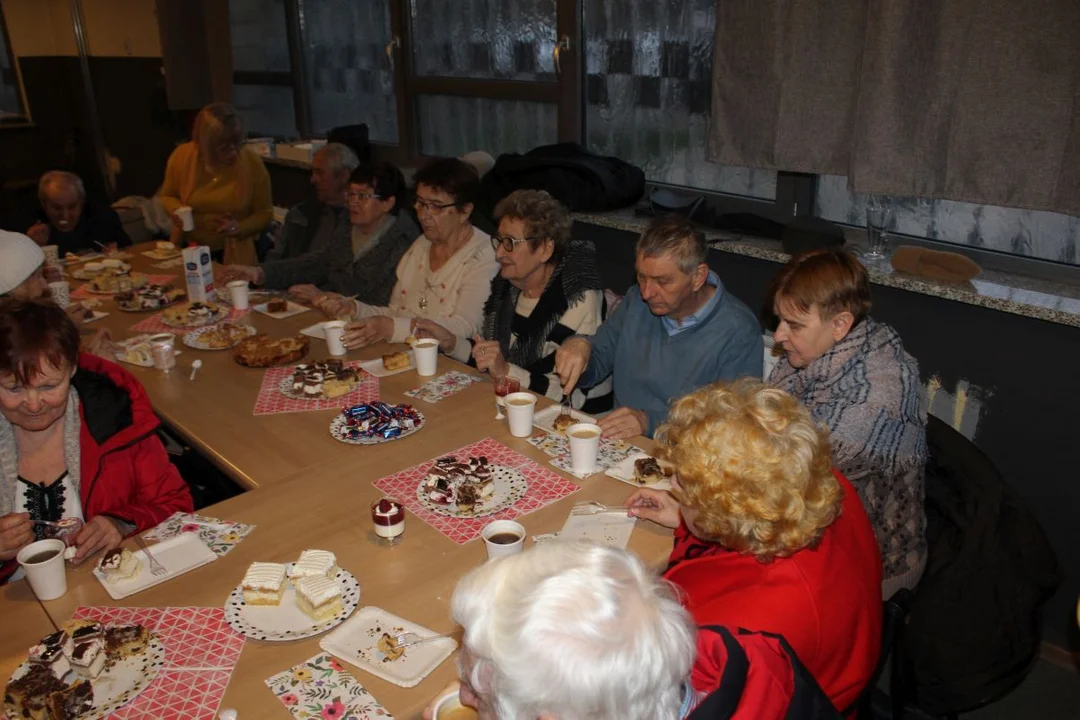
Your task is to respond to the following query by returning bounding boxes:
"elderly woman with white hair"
[424,541,839,720]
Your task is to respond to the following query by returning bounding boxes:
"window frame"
[0,0,32,127]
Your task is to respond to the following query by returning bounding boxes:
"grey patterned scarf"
[770,317,927,580]
[0,387,82,518]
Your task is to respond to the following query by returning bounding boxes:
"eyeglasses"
[491,235,543,253]
[347,190,382,203]
[414,196,458,214]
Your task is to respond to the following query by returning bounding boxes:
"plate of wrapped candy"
[329,402,425,445]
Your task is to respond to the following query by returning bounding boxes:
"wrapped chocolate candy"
[340,403,421,439]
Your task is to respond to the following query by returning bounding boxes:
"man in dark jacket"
[25,171,130,255]
[271,143,358,260]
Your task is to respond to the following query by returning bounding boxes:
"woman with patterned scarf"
[413,190,613,413]
[768,248,928,597]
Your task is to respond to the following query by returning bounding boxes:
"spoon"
[189,359,203,381]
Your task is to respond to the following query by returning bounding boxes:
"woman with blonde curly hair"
[625,378,882,711]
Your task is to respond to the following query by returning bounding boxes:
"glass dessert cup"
[371,498,406,546]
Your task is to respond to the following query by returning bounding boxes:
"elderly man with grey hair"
[25,170,130,255]
[554,215,762,440]
[273,142,360,260]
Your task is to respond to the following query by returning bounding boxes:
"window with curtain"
[583,0,776,200]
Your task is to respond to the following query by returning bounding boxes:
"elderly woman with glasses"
[625,379,883,711]
[221,162,418,307]
[335,158,497,349]
[159,103,272,264]
[412,189,613,411]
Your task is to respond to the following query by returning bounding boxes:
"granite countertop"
[573,208,1080,330]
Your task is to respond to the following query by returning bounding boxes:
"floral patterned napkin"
[142,512,255,557]
[403,370,483,403]
[527,434,640,478]
[266,652,394,720]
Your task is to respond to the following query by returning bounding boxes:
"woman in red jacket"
[0,299,193,583]
[626,378,883,711]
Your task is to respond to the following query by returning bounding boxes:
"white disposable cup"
[17,539,68,600]
[226,280,250,310]
[504,391,536,438]
[41,245,60,265]
[566,422,602,475]
[413,338,439,376]
[175,206,195,232]
[482,520,525,560]
[102,258,123,269]
[433,689,478,720]
[149,333,176,371]
[322,320,347,356]
[48,281,71,308]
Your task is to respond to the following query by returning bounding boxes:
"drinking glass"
[493,376,520,420]
[864,202,893,260]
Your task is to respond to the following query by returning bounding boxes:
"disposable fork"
[570,501,627,516]
[133,534,168,577]
[392,631,454,649]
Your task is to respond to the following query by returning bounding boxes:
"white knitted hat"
[0,230,45,295]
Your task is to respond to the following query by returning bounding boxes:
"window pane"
[410,0,556,80]
[584,1,777,200]
[303,0,398,143]
[415,95,556,158]
[233,84,297,138]
[816,174,1080,266]
[0,14,26,120]
[229,0,291,72]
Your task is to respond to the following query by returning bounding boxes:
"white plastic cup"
[41,245,60,265]
[566,422,602,475]
[322,320,347,356]
[504,391,536,438]
[226,280,250,310]
[175,206,195,232]
[47,281,71,308]
[482,520,525,560]
[17,539,68,600]
[432,689,478,720]
[413,338,439,376]
[149,333,176,371]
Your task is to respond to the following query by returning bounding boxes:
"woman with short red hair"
[0,299,193,583]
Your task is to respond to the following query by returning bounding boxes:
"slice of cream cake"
[294,575,343,622]
[241,562,287,606]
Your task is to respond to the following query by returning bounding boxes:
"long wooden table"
[2,244,673,719]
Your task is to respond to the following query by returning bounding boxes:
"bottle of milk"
[182,245,217,303]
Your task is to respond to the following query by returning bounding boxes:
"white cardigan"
[352,226,497,344]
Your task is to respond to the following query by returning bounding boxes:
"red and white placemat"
[70,274,178,300]
[128,307,251,334]
[372,437,580,544]
[253,362,379,415]
[71,606,244,720]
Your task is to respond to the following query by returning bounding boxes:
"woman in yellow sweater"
[159,103,272,264]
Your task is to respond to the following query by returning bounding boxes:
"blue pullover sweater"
[578,281,763,436]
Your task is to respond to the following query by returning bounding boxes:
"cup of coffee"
[413,338,439,377]
[481,520,525,560]
[566,422,602,475]
[226,280,250,310]
[149,333,177,371]
[433,689,479,720]
[17,539,68,600]
[47,281,71,308]
[42,245,60,266]
[504,391,536,438]
[175,206,195,232]
[322,320,347,356]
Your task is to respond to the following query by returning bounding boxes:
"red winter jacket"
[666,470,882,711]
[1,354,193,582]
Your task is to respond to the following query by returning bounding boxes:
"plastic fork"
[133,534,168,577]
[392,631,453,649]
[570,501,626,516]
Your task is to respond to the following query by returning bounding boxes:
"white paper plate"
[92,533,217,599]
[252,300,310,319]
[533,404,595,434]
[82,310,109,324]
[359,351,415,378]
[320,606,456,688]
[604,452,674,491]
[224,565,360,641]
[70,262,132,280]
[183,324,258,350]
[416,464,527,518]
[329,408,425,445]
[160,305,226,328]
[300,322,325,340]
[7,634,165,720]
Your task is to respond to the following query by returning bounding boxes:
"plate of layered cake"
[330,402,425,445]
[4,620,163,720]
[92,534,218,600]
[87,271,149,295]
[183,322,259,350]
[604,452,676,490]
[359,350,415,378]
[278,359,363,400]
[115,284,186,311]
[225,549,360,641]
[70,262,132,280]
[161,301,226,328]
[416,455,528,518]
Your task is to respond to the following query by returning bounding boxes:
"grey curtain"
[708,0,1080,216]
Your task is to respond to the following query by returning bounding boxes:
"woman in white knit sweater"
[337,158,497,348]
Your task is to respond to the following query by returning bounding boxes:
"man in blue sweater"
[555,216,763,439]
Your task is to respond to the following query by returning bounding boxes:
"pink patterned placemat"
[128,307,250,334]
[373,437,580,544]
[71,274,178,300]
[72,606,244,720]
[253,362,379,415]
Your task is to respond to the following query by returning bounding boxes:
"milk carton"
[182,245,216,303]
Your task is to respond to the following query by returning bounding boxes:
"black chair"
[849,588,916,719]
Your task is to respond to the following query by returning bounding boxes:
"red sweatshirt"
[666,470,882,711]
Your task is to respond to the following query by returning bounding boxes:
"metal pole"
[69,0,113,200]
